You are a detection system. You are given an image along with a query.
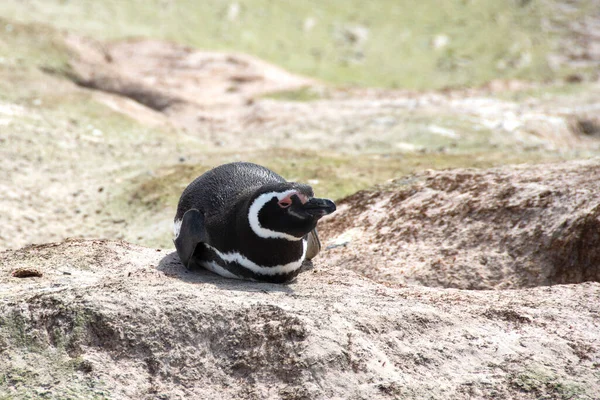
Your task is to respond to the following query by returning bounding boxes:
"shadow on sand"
[156,251,314,294]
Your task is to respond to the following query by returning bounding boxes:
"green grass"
[0,18,71,72]
[114,147,571,248]
[0,0,574,89]
[509,368,588,399]
[125,147,565,212]
[496,82,590,102]
[262,87,325,102]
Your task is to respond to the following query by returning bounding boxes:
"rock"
[226,3,240,21]
[303,17,317,33]
[65,35,314,111]
[570,115,600,138]
[1,237,599,399]
[432,34,450,50]
[321,159,600,289]
[337,24,370,46]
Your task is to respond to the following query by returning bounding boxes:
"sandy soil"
[1,239,599,399]
[320,159,600,289]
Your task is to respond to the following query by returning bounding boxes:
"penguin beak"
[303,197,336,217]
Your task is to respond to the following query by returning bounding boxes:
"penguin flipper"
[174,209,207,268]
[305,229,321,260]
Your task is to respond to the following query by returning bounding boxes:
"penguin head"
[247,183,336,241]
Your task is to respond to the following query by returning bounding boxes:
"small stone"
[227,3,240,21]
[304,17,317,32]
[432,34,450,50]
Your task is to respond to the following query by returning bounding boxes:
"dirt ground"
[320,159,600,289]
[1,239,599,399]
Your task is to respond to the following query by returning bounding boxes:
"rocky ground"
[1,238,599,399]
[2,159,600,399]
[321,159,600,290]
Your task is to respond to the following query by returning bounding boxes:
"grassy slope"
[0,16,589,248]
[0,9,594,251]
[0,0,573,89]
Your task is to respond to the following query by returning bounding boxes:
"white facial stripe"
[173,219,182,239]
[205,239,307,276]
[248,190,304,241]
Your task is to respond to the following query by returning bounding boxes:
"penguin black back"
[174,162,336,283]
[175,162,285,221]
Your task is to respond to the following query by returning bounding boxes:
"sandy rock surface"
[1,239,599,400]
[321,159,600,289]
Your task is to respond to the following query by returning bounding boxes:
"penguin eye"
[278,198,292,208]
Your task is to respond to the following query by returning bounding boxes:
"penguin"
[173,162,336,283]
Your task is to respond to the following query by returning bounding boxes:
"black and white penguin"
[173,162,336,283]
